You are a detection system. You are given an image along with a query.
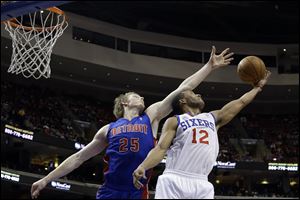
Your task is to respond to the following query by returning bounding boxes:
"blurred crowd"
[1,80,298,198]
[241,114,299,163]
[215,181,298,197]
[1,81,114,144]
[1,80,298,164]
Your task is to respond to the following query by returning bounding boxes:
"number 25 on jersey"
[119,138,140,152]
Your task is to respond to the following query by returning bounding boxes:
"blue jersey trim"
[209,112,217,124]
[175,115,180,127]
[106,122,114,140]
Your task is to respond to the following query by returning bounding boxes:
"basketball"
[237,56,266,85]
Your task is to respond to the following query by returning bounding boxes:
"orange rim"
[3,7,67,32]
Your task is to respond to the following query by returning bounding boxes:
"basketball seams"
[238,59,256,82]
[238,56,266,84]
[245,56,259,83]
[238,69,254,82]
[258,58,266,80]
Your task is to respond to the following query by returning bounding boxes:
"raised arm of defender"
[145,46,234,124]
[31,125,109,199]
[211,71,271,130]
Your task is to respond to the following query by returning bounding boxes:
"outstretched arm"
[132,117,178,189]
[146,46,234,123]
[211,71,271,130]
[31,125,109,199]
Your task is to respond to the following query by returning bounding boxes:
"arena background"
[1,1,298,199]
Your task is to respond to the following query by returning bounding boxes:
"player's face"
[184,90,205,110]
[127,93,145,111]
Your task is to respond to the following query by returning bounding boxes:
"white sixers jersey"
[165,112,219,176]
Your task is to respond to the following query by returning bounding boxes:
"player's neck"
[123,108,140,120]
[183,107,201,116]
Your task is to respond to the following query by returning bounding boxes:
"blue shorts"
[96,184,147,199]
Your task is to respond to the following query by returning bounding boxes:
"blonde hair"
[113,92,137,119]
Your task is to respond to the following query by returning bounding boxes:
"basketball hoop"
[2,7,68,79]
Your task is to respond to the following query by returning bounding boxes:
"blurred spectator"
[1,80,298,163]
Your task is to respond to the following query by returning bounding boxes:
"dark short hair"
[171,91,186,114]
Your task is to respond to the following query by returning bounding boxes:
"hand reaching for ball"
[254,70,271,91]
[237,56,267,85]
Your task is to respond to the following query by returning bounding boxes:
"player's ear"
[121,102,128,107]
[179,99,186,104]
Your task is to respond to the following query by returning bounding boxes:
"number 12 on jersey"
[192,128,209,144]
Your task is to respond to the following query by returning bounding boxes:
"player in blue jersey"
[31,46,234,199]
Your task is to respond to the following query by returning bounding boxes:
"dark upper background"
[1,1,299,114]
[60,1,299,44]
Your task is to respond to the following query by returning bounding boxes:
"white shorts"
[154,169,214,199]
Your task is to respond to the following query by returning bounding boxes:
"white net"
[3,7,68,79]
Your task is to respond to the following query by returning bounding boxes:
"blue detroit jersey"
[104,112,155,191]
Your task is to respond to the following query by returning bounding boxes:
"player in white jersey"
[133,71,271,199]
